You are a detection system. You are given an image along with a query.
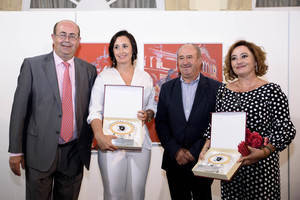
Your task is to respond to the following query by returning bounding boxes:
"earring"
[112,58,117,67]
[255,63,258,72]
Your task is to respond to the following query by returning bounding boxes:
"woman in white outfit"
[87,30,156,200]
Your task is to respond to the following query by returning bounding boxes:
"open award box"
[192,112,246,180]
[102,85,144,149]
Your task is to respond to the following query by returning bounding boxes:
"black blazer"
[155,73,221,170]
[9,52,97,171]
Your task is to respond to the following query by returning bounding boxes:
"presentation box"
[192,112,246,180]
[103,85,144,149]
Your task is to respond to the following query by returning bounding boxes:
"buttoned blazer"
[155,73,221,170]
[9,52,97,171]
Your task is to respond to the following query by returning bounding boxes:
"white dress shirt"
[87,67,156,150]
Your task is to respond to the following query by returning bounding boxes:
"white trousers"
[98,148,151,200]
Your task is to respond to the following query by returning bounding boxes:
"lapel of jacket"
[43,52,61,108]
[187,73,207,122]
[174,78,188,123]
[74,57,82,133]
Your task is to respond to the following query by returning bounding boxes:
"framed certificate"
[192,112,246,180]
[103,85,144,149]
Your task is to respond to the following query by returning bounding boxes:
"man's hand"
[95,134,118,151]
[9,155,25,176]
[175,148,195,165]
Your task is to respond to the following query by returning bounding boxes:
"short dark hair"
[53,20,80,37]
[224,40,268,82]
[109,30,138,68]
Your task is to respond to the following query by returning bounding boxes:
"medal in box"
[192,112,246,180]
[103,85,145,149]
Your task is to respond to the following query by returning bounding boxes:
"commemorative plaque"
[192,112,246,180]
[103,85,144,149]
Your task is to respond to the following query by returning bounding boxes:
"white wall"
[289,11,300,200]
[0,10,299,200]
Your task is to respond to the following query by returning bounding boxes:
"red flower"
[238,129,269,157]
[246,128,252,137]
[248,131,263,148]
[238,141,250,156]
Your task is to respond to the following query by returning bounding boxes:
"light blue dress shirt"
[180,74,200,121]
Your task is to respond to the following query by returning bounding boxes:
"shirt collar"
[180,73,201,84]
[53,51,74,66]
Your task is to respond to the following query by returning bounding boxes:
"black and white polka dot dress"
[212,83,296,200]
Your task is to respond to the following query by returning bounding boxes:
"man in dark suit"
[155,44,221,200]
[8,20,97,200]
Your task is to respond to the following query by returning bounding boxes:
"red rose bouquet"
[238,128,269,156]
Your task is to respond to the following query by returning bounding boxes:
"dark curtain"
[30,0,76,8]
[256,0,300,7]
[30,0,157,8]
[110,0,156,8]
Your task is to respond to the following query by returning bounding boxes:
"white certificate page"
[104,85,143,119]
[211,112,246,149]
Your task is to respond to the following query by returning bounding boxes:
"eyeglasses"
[55,32,79,41]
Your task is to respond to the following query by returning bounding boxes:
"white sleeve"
[87,74,105,124]
[144,74,157,115]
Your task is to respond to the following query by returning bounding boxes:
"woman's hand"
[95,133,118,151]
[91,119,118,151]
[199,139,211,160]
[137,110,147,123]
[137,109,154,125]
[239,146,266,165]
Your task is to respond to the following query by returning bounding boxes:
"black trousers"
[166,166,213,200]
[25,140,83,200]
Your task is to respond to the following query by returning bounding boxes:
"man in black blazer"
[155,44,221,200]
[8,20,97,200]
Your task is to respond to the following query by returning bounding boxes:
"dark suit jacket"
[155,73,221,170]
[9,52,97,172]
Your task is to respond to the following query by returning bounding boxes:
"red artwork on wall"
[75,43,111,73]
[75,43,223,145]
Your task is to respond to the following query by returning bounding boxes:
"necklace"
[235,78,266,93]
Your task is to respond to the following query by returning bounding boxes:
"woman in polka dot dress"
[199,40,296,199]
